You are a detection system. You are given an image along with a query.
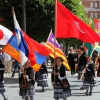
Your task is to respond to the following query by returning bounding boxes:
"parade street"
[0,71,99,100]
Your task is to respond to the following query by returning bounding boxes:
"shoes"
[85,92,88,96]
[11,75,14,77]
[42,89,45,92]
[89,92,92,96]
[80,87,85,90]
[4,97,8,100]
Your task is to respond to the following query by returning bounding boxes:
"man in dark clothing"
[68,47,76,75]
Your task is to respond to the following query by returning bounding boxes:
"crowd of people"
[0,45,100,100]
[67,46,99,95]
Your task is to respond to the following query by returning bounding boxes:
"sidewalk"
[0,71,100,100]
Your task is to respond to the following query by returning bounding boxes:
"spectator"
[11,60,20,77]
[4,52,12,74]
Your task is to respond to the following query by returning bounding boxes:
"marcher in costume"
[37,62,48,92]
[52,57,71,100]
[83,57,97,96]
[0,58,8,100]
[19,60,35,100]
[77,46,87,80]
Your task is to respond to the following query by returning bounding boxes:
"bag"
[19,79,32,90]
[59,78,70,92]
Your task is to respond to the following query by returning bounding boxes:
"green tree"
[59,0,89,48]
[0,0,89,45]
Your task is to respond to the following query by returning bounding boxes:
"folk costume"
[77,51,87,80]
[0,58,8,100]
[68,48,76,75]
[83,62,97,95]
[19,66,35,100]
[37,63,48,92]
[52,64,71,100]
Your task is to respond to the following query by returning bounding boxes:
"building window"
[90,13,93,18]
[95,2,98,8]
[90,2,93,8]
[94,13,98,18]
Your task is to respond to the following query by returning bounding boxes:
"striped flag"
[46,31,70,71]
[3,10,28,66]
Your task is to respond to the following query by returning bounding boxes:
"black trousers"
[70,65,75,75]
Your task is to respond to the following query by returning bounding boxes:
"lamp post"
[22,0,26,32]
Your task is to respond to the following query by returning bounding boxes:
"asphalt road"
[0,71,100,100]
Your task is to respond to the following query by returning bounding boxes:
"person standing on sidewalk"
[37,61,48,92]
[4,52,12,74]
[19,59,35,100]
[0,58,8,100]
[52,57,71,100]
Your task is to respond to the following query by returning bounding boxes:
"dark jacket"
[19,67,35,90]
[39,64,48,75]
[78,51,87,70]
[85,63,95,78]
[68,52,76,66]
[51,64,66,83]
[0,58,5,82]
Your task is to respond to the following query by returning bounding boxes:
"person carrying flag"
[52,57,71,100]
[19,59,35,100]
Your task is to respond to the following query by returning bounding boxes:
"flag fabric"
[46,32,70,71]
[94,46,100,53]
[0,25,13,45]
[22,31,51,71]
[83,19,93,57]
[56,0,100,44]
[3,33,21,63]
[3,11,51,70]
[84,43,93,56]
[3,13,28,66]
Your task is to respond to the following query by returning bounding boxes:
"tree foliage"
[0,0,89,46]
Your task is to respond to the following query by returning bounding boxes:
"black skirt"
[54,82,71,99]
[0,80,5,93]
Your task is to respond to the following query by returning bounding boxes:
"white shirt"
[4,52,11,61]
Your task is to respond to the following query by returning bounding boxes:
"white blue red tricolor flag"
[3,13,28,66]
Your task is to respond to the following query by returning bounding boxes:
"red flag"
[22,30,51,66]
[56,0,100,44]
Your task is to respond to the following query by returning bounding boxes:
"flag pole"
[12,6,26,86]
[54,0,57,84]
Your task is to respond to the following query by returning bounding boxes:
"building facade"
[82,0,100,18]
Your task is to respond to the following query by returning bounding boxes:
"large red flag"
[56,0,100,44]
[22,30,51,66]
